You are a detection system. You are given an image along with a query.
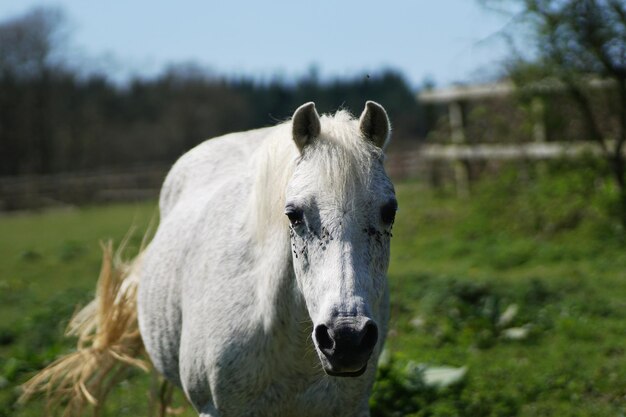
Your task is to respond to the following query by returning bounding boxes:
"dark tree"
[484,0,626,228]
[0,7,69,174]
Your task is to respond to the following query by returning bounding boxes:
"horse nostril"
[314,324,334,352]
[359,321,378,352]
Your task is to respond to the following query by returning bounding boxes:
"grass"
[377,179,626,416]
[2,167,626,416]
[0,203,197,417]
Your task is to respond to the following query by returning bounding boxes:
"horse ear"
[292,102,321,151]
[359,101,391,149]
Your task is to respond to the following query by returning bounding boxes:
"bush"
[370,355,521,417]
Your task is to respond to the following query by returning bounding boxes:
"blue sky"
[0,1,525,87]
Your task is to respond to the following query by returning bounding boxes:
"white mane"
[249,110,382,241]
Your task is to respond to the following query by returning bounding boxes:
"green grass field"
[2,172,626,416]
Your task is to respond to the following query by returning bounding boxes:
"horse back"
[159,127,273,219]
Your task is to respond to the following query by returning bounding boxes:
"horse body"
[138,103,395,417]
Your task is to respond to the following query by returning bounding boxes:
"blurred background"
[1,1,625,416]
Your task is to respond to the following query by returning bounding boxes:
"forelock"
[250,109,383,240]
[297,110,382,202]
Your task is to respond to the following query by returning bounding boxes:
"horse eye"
[285,206,304,226]
[380,199,397,225]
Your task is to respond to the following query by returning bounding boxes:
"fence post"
[531,97,548,177]
[449,101,470,198]
[531,97,546,143]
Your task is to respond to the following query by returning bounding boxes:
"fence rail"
[0,166,168,211]
[418,141,617,160]
[1,141,619,211]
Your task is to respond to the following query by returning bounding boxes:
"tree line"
[0,7,424,177]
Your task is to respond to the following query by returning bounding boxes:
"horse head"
[285,102,396,377]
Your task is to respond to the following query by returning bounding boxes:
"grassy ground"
[378,178,626,417]
[2,171,626,416]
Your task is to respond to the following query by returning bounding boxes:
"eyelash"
[285,199,397,227]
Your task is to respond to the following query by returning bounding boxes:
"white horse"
[139,101,398,417]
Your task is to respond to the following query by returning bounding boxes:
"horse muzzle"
[313,317,378,377]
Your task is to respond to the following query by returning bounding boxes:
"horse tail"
[20,238,150,416]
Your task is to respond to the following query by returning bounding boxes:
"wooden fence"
[0,81,616,210]
[0,166,168,211]
[413,81,617,196]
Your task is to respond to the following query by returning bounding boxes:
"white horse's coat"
[138,102,396,417]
